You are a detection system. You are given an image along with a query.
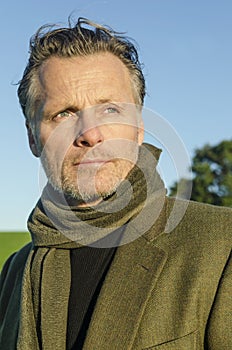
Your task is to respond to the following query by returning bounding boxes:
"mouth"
[74,159,109,166]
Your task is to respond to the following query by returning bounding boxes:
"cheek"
[38,123,52,147]
[39,122,74,157]
[105,124,139,141]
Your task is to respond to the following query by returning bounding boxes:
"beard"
[40,140,139,204]
[61,159,134,202]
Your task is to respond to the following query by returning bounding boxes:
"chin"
[59,172,122,204]
[46,159,133,203]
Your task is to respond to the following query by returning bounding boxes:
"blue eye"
[53,110,76,122]
[57,111,72,118]
[105,106,119,114]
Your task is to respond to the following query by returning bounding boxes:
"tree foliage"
[169,140,232,207]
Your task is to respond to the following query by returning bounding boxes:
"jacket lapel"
[83,227,167,350]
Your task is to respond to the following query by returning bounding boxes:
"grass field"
[0,232,30,270]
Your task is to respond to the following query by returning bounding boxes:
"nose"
[74,112,104,147]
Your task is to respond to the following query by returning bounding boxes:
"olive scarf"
[15,143,166,350]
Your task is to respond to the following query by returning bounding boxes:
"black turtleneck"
[67,228,124,349]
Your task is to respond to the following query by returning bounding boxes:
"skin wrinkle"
[38,55,136,120]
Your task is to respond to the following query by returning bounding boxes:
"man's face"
[29,53,144,205]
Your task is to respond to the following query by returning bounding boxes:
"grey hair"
[17,17,146,121]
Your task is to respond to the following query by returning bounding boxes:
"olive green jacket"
[0,198,231,349]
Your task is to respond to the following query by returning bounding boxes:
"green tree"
[169,140,232,206]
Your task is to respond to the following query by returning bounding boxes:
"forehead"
[34,53,137,120]
[38,53,134,101]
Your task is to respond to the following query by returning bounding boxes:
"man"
[0,17,231,350]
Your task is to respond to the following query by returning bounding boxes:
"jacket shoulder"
[154,197,232,268]
[0,242,32,290]
[167,197,232,242]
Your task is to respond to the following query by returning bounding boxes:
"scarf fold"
[16,143,166,350]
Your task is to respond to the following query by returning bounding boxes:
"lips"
[74,159,108,166]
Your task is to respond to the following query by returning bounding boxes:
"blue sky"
[0,0,231,231]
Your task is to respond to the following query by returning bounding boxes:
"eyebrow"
[42,97,120,118]
[96,98,114,104]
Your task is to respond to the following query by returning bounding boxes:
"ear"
[138,119,144,145]
[26,122,40,157]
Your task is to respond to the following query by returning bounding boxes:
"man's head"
[18,18,145,205]
[18,17,145,123]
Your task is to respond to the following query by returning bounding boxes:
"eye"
[103,104,121,115]
[53,110,76,122]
